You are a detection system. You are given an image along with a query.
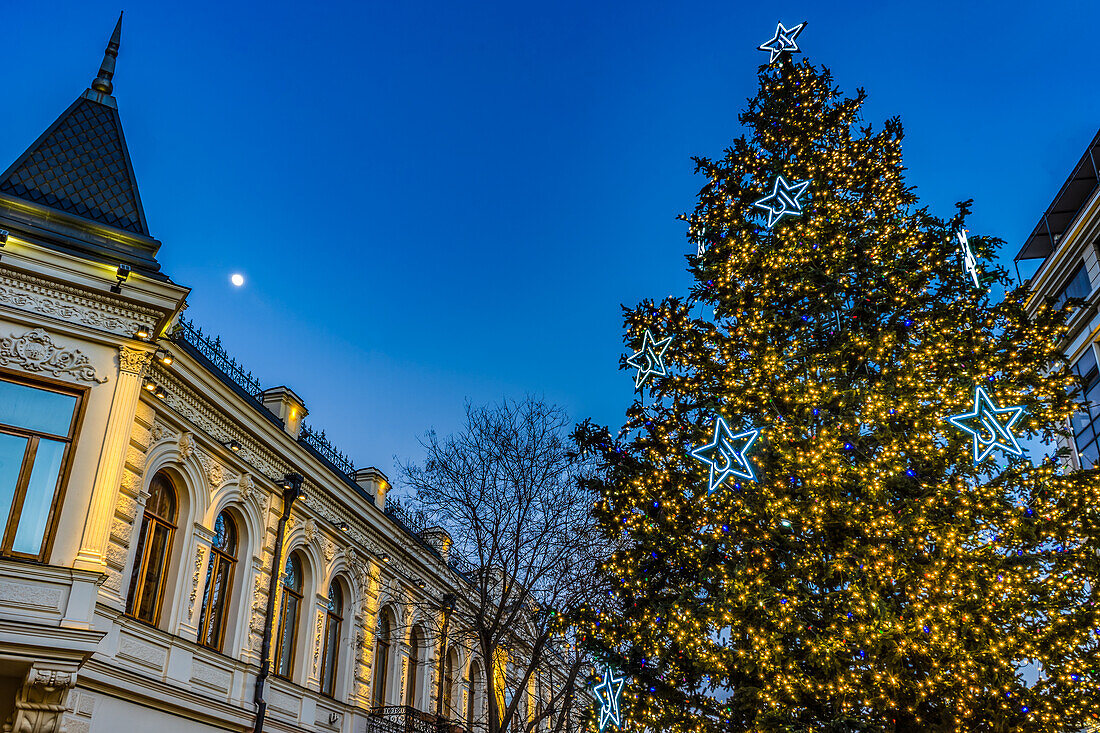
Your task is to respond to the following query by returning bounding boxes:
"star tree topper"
[754,176,811,228]
[626,329,672,389]
[691,416,760,492]
[758,21,807,63]
[946,386,1025,464]
[593,665,625,732]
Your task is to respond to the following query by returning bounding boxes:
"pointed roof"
[0,13,150,237]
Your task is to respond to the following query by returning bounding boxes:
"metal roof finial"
[91,12,123,95]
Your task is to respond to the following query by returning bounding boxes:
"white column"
[74,345,151,572]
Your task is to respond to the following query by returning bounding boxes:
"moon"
[230,273,245,287]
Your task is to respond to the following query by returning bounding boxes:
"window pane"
[12,438,65,555]
[1079,439,1100,469]
[277,596,299,676]
[136,523,171,623]
[0,433,28,529]
[203,558,232,649]
[322,619,339,695]
[0,381,77,436]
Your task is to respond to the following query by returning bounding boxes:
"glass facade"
[1071,346,1100,469]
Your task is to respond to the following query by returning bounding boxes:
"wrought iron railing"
[299,424,356,475]
[366,707,464,733]
[384,499,430,536]
[174,319,264,398]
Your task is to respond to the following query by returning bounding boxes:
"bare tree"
[402,397,608,733]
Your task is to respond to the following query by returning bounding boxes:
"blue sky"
[4,1,1098,482]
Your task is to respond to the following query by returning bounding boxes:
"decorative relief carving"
[189,545,207,614]
[313,610,325,677]
[118,636,167,669]
[0,268,160,338]
[0,581,63,612]
[304,517,318,544]
[118,345,152,375]
[191,660,231,691]
[178,431,195,460]
[2,666,77,733]
[0,328,106,383]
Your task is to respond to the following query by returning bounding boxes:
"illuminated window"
[197,511,238,651]
[0,375,82,560]
[126,472,177,624]
[1071,346,1100,468]
[320,581,343,697]
[274,553,304,678]
[1054,263,1093,311]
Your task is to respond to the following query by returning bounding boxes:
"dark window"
[275,553,303,678]
[197,511,238,651]
[406,625,422,708]
[0,375,81,560]
[442,648,456,718]
[127,472,178,624]
[1072,347,1100,468]
[320,581,343,697]
[467,660,482,731]
[1054,263,1093,311]
[373,613,391,707]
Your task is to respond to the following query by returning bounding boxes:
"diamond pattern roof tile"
[0,96,148,235]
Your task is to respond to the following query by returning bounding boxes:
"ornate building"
[0,17,502,733]
[1016,129,1100,472]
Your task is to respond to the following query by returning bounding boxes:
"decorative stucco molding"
[0,328,107,383]
[118,345,152,375]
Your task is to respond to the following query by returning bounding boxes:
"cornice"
[0,264,161,337]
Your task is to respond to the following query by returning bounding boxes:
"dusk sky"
[5,1,1099,487]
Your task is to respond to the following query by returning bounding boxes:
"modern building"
[1016,128,1100,472]
[0,17,524,733]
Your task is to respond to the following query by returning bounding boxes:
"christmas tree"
[575,28,1100,733]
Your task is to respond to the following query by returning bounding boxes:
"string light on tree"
[757,21,807,63]
[946,385,1025,464]
[593,665,626,732]
[753,176,810,228]
[690,416,760,491]
[626,330,673,389]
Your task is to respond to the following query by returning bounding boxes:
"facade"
[0,18,509,733]
[1017,128,1100,471]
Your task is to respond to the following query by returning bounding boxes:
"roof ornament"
[91,12,123,95]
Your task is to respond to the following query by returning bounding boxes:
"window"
[442,647,457,718]
[373,612,391,707]
[274,553,303,679]
[197,511,238,651]
[0,374,82,560]
[1054,263,1093,311]
[126,472,177,624]
[1071,346,1100,468]
[406,625,422,708]
[320,581,343,697]
[467,660,482,731]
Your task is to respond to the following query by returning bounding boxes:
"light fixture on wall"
[377,552,390,563]
[414,578,426,589]
[133,325,151,340]
[225,439,241,453]
[0,229,8,245]
[334,521,350,533]
[143,378,156,392]
[153,385,167,399]
[155,349,173,366]
[110,263,131,294]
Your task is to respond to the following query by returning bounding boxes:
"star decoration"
[754,176,811,228]
[593,666,625,731]
[691,416,760,492]
[757,21,807,63]
[946,386,1025,464]
[958,230,981,289]
[626,329,673,389]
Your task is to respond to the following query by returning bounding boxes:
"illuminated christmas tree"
[574,43,1100,733]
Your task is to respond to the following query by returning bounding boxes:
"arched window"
[442,646,458,719]
[405,624,422,708]
[274,552,303,679]
[197,511,237,651]
[373,612,392,707]
[126,472,177,625]
[467,659,483,732]
[320,580,343,697]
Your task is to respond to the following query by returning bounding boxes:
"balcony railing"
[174,319,263,399]
[299,424,356,476]
[366,706,465,733]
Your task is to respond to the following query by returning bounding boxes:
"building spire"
[91,12,123,95]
